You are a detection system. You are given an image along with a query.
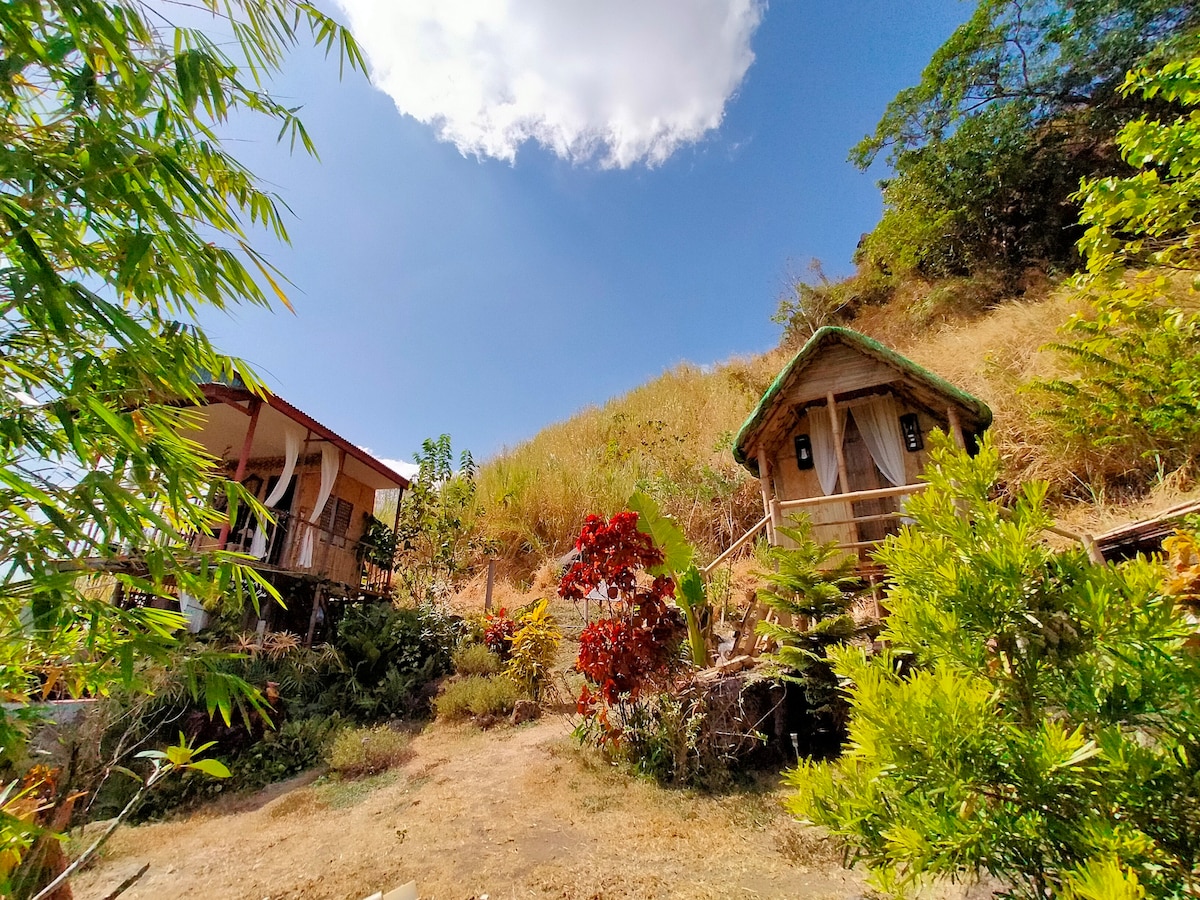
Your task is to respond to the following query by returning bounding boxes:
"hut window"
[794,434,814,470]
[319,496,350,547]
[899,413,923,452]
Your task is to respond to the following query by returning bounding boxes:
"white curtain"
[250,425,304,558]
[297,444,340,568]
[809,405,846,496]
[264,426,303,507]
[852,395,908,488]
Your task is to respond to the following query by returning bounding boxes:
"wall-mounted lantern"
[794,434,814,469]
[899,413,923,452]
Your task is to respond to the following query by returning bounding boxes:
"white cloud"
[334,0,765,168]
[379,458,421,481]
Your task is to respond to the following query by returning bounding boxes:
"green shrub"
[326,602,452,719]
[504,600,561,698]
[130,714,340,820]
[452,643,502,676]
[326,725,411,778]
[434,675,520,721]
[788,436,1200,899]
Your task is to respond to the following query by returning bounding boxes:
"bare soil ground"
[72,713,865,900]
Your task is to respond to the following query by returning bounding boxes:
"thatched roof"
[733,327,992,474]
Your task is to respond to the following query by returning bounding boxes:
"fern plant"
[755,520,867,747]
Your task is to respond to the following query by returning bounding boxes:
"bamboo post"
[827,392,850,495]
[484,557,496,612]
[947,405,967,450]
[218,398,262,550]
[756,448,776,544]
[769,497,783,543]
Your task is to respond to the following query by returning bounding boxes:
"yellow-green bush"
[504,599,560,699]
[326,725,411,778]
[452,643,502,677]
[434,675,520,721]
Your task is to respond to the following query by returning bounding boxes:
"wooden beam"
[756,448,776,544]
[702,514,770,578]
[217,398,262,550]
[947,405,966,449]
[827,392,851,495]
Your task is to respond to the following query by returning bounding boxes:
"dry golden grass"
[476,354,787,576]
[474,271,1189,582]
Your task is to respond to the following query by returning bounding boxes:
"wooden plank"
[702,514,769,577]
[810,511,910,528]
[779,482,928,510]
[786,345,900,404]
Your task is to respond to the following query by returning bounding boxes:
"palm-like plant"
[755,520,869,746]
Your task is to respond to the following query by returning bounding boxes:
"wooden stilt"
[306,585,324,648]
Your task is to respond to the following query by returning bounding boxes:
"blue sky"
[199,1,971,471]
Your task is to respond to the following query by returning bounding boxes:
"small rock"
[510,699,540,725]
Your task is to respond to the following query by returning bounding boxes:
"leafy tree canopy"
[855,0,1195,167]
[854,0,1197,278]
[1035,51,1200,486]
[1,0,360,885]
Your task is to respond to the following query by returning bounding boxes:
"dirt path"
[73,714,865,900]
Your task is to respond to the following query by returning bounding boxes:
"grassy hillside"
[474,351,787,572]
[471,267,1197,583]
[473,278,1081,574]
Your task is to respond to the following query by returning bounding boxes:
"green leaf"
[186,758,232,778]
[627,491,693,575]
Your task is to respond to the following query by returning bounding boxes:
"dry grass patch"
[451,643,501,676]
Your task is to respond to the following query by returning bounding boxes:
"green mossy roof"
[733,326,993,473]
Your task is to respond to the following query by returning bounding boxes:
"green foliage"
[357,514,398,572]
[628,491,709,667]
[755,520,866,722]
[504,599,561,699]
[434,675,521,721]
[329,604,452,720]
[394,435,483,603]
[134,715,340,819]
[0,0,361,886]
[1036,53,1200,484]
[326,725,411,778]
[788,436,1200,899]
[772,261,894,346]
[854,0,1198,277]
[451,643,502,677]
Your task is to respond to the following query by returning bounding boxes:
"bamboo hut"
[105,380,410,642]
[729,327,992,571]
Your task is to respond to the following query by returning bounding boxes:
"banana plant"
[627,492,709,668]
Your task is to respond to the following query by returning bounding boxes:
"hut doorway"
[843,411,900,546]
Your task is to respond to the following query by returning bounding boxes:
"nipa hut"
[729,327,992,570]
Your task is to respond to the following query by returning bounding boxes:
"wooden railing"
[776,482,929,555]
[702,483,930,578]
[200,509,392,593]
